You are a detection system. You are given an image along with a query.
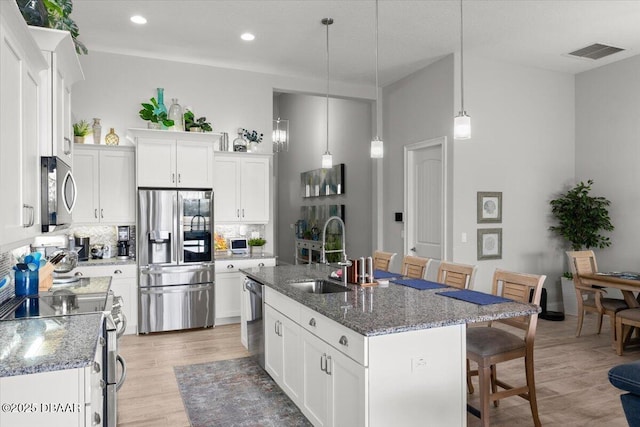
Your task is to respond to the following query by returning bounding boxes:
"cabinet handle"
[63,137,71,155]
[320,353,327,372]
[326,355,332,375]
[98,336,105,346]
[227,264,234,269]
[94,208,98,218]
[309,318,316,327]
[274,321,279,336]
[278,321,283,336]
[101,208,104,218]
[29,206,35,227]
[114,270,122,274]
[237,209,240,218]
[93,412,101,426]
[178,173,181,183]
[75,272,84,277]
[22,205,33,228]
[172,173,176,183]
[242,208,245,218]
[93,361,101,374]
[339,335,349,347]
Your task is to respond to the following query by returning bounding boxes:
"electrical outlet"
[461,232,467,243]
[411,356,428,372]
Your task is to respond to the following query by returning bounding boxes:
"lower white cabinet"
[263,286,466,427]
[216,257,275,327]
[0,350,102,427]
[71,264,137,335]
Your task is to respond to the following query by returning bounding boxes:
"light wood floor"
[117,314,633,427]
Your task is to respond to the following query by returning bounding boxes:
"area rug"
[174,357,312,427]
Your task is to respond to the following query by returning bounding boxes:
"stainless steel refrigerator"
[137,189,214,333]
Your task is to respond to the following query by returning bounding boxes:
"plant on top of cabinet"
[72,119,91,144]
[184,109,212,132]
[242,128,263,143]
[18,0,88,54]
[139,97,174,129]
[248,237,266,247]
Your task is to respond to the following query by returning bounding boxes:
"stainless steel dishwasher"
[244,277,265,369]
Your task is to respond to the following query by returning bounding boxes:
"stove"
[0,292,109,320]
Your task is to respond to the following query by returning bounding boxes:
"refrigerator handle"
[177,193,184,264]
[172,193,179,264]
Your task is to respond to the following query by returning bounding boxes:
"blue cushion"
[609,361,640,395]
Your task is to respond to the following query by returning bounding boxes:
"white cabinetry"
[71,264,138,335]
[263,286,466,427]
[213,153,270,223]
[0,2,47,250]
[130,129,216,188]
[30,26,84,168]
[73,145,135,224]
[216,257,275,327]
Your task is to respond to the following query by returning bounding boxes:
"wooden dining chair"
[566,250,627,342]
[400,255,430,279]
[437,261,477,289]
[616,308,640,355]
[466,269,547,427]
[373,251,396,272]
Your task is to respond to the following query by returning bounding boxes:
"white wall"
[576,54,640,271]
[453,56,575,307]
[382,55,455,272]
[275,93,373,264]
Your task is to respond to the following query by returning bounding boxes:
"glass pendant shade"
[322,152,333,169]
[370,137,384,158]
[454,112,471,140]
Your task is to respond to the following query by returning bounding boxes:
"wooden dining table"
[579,272,640,307]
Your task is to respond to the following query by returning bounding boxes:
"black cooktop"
[0,292,108,321]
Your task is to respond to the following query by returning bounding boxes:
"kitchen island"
[241,264,540,427]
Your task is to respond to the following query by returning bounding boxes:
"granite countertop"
[49,276,112,294]
[0,313,104,377]
[78,257,136,267]
[241,264,541,337]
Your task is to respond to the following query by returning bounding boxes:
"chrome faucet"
[321,216,350,286]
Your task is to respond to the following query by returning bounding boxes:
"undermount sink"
[287,279,350,294]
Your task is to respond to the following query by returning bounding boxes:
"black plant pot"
[16,0,49,27]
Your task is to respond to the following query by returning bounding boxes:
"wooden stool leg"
[491,364,499,407]
[525,354,541,427]
[596,313,603,334]
[616,316,624,356]
[576,310,585,337]
[466,359,474,394]
[478,364,492,427]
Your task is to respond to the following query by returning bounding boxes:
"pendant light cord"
[375,0,380,140]
[459,0,465,112]
[325,19,331,154]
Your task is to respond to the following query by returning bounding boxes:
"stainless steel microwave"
[41,156,76,232]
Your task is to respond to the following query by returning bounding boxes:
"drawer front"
[300,305,367,366]
[264,287,300,324]
[216,257,276,273]
[72,264,136,278]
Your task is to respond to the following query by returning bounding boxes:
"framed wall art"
[477,191,502,223]
[300,164,345,198]
[477,228,502,260]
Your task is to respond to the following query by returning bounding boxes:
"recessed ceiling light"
[130,15,147,25]
[241,33,255,41]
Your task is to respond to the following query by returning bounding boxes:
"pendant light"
[321,18,333,169]
[370,0,384,159]
[454,0,471,140]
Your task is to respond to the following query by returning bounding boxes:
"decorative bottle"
[105,128,120,146]
[233,129,247,152]
[168,98,184,131]
[92,118,102,144]
[155,88,167,115]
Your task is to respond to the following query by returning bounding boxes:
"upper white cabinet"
[73,145,135,224]
[129,129,215,189]
[0,2,47,250]
[29,26,84,168]
[214,153,270,223]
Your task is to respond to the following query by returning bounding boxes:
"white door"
[330,349,367,427]
[405,136,447,260]
[100,149,135,223]
[240,157,269,223]
[73,149,100,223]
[281,316,303,404]
[137,138,176,187]
[302,329,329,427]
[213,156,240,222]
[264,305,284,384]
[176,140,213,188]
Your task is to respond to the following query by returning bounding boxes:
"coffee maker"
[117,226,131,259]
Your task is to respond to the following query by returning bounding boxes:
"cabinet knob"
[114,269,122,274]
[75,272,84,276]
[93,361,101,374]
[309,318,316,327]
[227,264,234,269]
[258,263,265,267]
[93,412,102,426]
[63,137,71,155]
[339,335,349,347]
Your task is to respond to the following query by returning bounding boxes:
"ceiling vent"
[568,43,624,60]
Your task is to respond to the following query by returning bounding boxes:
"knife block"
[38,261,54,291]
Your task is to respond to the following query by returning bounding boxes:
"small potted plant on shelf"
[184,110,212,132]
[549,179,614,315]
[248,237,266,255]
[73,120,92,144]
[139,97,174,129]
[241,128,263,152]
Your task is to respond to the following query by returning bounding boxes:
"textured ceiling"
[71,0,640,86]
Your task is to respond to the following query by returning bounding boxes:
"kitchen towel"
[437,289,512,305]
[373,270,403,279]
[393,278,447,290]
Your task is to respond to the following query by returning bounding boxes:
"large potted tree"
[549,179,614,315]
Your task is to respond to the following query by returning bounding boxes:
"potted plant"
[242,128,263,152]
[549,179,614,314]
[139,97,174,129]
[73,120,92,144]
[184,110,212,132]
[248,237,266,255]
